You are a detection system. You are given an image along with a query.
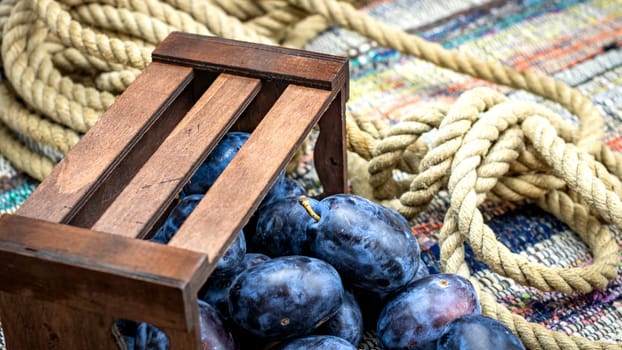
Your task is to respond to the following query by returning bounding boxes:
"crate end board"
[0,214,211,331]
[152,31,350,95]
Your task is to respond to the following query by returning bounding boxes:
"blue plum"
[315,290,363,346]
[183,132,250,195]
[197,300,236,350]
[228,255,344,339]
[150,194,246,278]
[413,257,429,280]
[212,231,246,278]
[117,302,235,350]
[116,320,168,350]
[306,194,420,294]
[436,314,525,350]
[273,335,357,350]
[252,196,319,256]
[377,274,481,350]
[259,177,307,209]
[201,253,271,320]
[150,194,203,244]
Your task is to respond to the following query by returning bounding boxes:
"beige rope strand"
[0,121,54,181]
[2,2,105,131]
[0,82,80,154]
[33,0,152,69]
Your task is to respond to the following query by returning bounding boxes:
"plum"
[198,300,236,350]
[377,274,481,350]
[315,290,363,346]
[212,231,246,278]
[413,257,429,280]
[305,194,420,294]
[245,177,307,241]
[150,194,246,278]
[228,255,344,339]
[150,194,203,244]
[436,314,525,350]
[252,196,320,256]
[201,253,271,320]
[273,335,357,350]
[260,177,307,209]
[116,320,168,350]
[183,132,250,195]
[117,301,235,350]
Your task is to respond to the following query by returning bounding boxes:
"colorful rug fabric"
[1,0,621,348]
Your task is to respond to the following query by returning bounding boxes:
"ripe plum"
[273,335,357,350]
[436,314,525,350]
[315,290,363,346]
[306,194,420,294]
[376,274,481,350]
[183,132,249,195]
[252,196,320,256]
[228,255,344,339]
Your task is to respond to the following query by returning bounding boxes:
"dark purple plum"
[252,196,319,256]
[245,177,307,241]
[198,300,236,350]
[116,320,168,350]
[228,255,344,339]
[134,323,168,350]
[212,231,246,278]
[201,253,271,319]
[150,194,245,278]
[436,314,525,350]
[273,335,357,350]
[377,274,481,350]
[413,257,429,280]
[315,290,363,346]
[260,177,307,209]
[306,194,420,294]
[183,132,250,195]
[150,194,203,244]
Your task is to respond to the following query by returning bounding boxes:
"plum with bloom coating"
[305,194,420,294]
[436,314,525,350]
[377,274,481,350]
[228,255,344,339]
[274,335,357,350]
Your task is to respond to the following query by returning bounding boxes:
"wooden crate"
[0,32,349,349]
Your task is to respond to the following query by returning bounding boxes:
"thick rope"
[1,0,621,348]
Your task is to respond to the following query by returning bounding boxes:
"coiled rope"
[0,0,620,349]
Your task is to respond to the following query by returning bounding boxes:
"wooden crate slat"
[168,84,332,259]
[152,32,348,92]
[91,74,261,238]
[17,62,194,224]
[0,215,209,330]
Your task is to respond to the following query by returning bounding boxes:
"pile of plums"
[119,132,526,350]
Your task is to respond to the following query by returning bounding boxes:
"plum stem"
[298,195,320,222]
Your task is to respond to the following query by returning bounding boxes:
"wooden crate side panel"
[92,74,261,239]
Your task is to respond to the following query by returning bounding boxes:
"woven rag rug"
[1,0,622,349]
